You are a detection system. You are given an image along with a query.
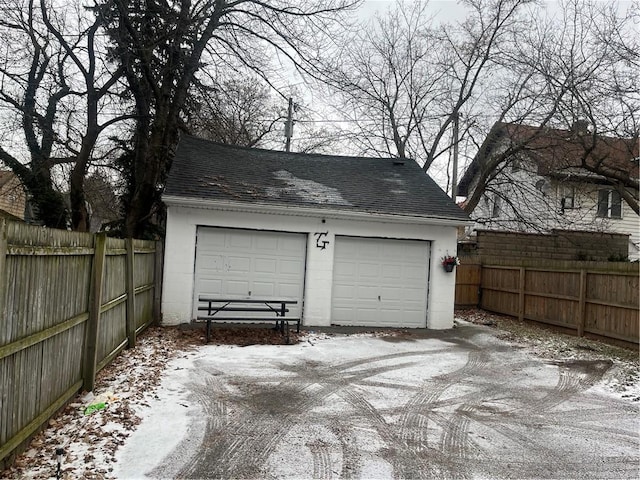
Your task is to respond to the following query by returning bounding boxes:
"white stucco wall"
[161,203,461,330]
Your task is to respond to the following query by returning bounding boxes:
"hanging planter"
[441,255,459,273]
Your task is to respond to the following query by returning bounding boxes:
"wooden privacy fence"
[458,261,639,345]
[0,221,162,465]
[454,258,481,307]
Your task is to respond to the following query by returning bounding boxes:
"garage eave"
[163,195,469,227]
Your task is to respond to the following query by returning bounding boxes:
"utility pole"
[285,97,294,152]
[451,111,459,200]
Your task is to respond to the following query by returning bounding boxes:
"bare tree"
[40,0,125,231]
[0,0,126,230]
[187,77,284,148]
[462,0,639,218]
[0,0,71,228]
[318,0,533,176]
[97,0,359,238]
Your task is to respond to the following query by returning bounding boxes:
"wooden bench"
[197,297,300,344]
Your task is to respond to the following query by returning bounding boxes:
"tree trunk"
[70,165,90,232]
[24,167,68,229]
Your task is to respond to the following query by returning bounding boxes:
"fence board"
[0,222,159,467]
[454,261,481,307]
[97,303,127,366]
[473,262,639,346]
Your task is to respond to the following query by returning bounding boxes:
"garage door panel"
[276,283,303,297]
[332,236,429,327]
[400,313,425,327]
[197,253,225,269]
[380,286,403,301]
[356,307,378,320]
[334,262,356,276]
[226,256,251,272]
[280,237,305,251]
[226,280,250,296]
[253,258,276,273]
[194,228,306,318]
[381,245,405,260]
[381,264,402,280]
[199,279,223,294]
[254,236,279,250]
[358,263,380,278]
[332,307,353,321]
[339,241,361,255]
[279,259,304,275]
[227,233,252,249]
[333,284,355,299]
[402,285,427,298]
[403,265,427,281]
[199,232,225,249]
[251,282,275,296]
[357,285,380,299]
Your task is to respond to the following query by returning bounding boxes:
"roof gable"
[458,122,639,195]
[164,135,468,222]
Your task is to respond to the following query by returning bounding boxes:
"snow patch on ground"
[455,310,640,402]
[2,312,638,479]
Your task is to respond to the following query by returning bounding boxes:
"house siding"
[466,157,640,261]
[162,204,459,330]
[0,173,26,219]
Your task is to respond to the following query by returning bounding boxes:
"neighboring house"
[162,135,469,330]
[0,171,26,220]
[458,122,640,261]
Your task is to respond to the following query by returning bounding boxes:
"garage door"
[193,228,306,318]
[331,236,429,327]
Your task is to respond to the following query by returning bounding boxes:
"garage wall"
[162,205,459,329]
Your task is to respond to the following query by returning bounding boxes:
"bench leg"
[284,321,290,344]
[206,320,211,343]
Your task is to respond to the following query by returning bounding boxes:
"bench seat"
[197,307,290,313]
[197,297,299,344]
[195,316,301,344]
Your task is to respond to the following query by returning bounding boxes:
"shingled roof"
[458,122,639,196]
[164,135,468,222]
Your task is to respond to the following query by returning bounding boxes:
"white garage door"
[331,236,429,327]
[193,227,306,318]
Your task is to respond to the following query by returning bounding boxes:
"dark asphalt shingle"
[164,135,468,222]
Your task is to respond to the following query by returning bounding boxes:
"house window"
[491,196,501,218]
[597,189,622,219]
[560,186,575,213]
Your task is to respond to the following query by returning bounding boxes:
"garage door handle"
[378,295,381,301]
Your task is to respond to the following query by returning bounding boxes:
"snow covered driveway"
[114,325,639,479]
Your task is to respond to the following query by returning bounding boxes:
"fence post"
[153,240,163,325]
[0,220,6,336]
[577,269,587,337]
[125,238,136,348]
[518,267,525,321]
[477,264,483,308]
[83,232,106,392]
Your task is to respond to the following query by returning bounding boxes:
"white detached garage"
[162,136,469,330]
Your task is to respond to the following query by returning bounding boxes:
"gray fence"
[0,221,162,465]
